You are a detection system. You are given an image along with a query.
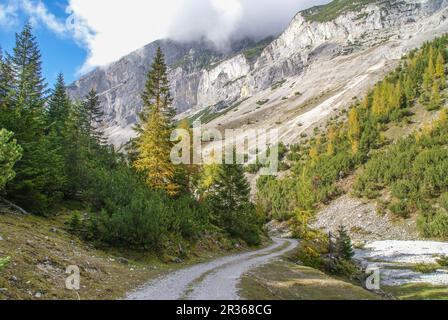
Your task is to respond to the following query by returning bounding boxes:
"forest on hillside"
[257,35,448,240]
[0,24,264,253]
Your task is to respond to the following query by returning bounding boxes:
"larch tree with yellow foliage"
[174,119,200,193]
[348,107,361,153]
[133,48,179,196]
[435,50,446,89]
[326,126,337,156]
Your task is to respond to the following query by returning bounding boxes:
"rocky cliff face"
[67,0,448,146]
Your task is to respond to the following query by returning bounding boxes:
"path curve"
[126,238,299,300]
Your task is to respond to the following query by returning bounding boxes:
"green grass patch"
[302,0,377,23]
[239,259,381,300]
[0,256,11,272]
[243,37,274,61]
[384,283,448,300]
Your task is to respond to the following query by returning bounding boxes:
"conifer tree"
[3,23,64,212]
[348,107,360,153]
[428,80,442,111]
[81,89,105,148]
[134,48,179,196]
[208,151,254,237]
[45,73,73,194]
[197,150,221,199]
[372,84,385,116]
[309,145,319,163]
[335,225,354,261]
[435,50,446,89]
[423,53,436,100]
[209,150,251,211]
[47,73,71,134]
[403,75,415,102]
[326,126,336,156]
[174,119,199,193]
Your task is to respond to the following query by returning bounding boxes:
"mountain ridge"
[67,0,448,146]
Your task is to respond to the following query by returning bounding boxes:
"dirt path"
[126,238,299,300]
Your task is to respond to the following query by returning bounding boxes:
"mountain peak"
[68,0,448,147]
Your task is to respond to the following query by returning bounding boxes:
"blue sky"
[0,0,87,86]
[0,0,327,87]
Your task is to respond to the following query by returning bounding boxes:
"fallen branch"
[0,197,31,215]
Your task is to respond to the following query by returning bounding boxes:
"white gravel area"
[355,241,448,264]
[380,269,448,286]
[355,241,448,287]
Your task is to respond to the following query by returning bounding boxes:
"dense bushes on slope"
[257,35,448,239]
[0,24,262,251]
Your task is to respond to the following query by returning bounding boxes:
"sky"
[0,0,329,86]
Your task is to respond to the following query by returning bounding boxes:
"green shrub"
[69,211,82,233]
[436,255,448,267]
[0,129,23,190]
[0,256,11,272]
[440,193,448,211]
[296,238,328,270]
[388,200,410,218]
[418,209,448,239]
[412,263,439,274]
[326,258,359,277]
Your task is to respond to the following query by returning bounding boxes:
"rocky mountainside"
[68,0,448,146]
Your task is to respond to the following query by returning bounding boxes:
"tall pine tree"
[335,225,355,261]
[3,24,63,213]
[82,89,105,147]
[208,151,261,245]
[209,152,251,223]
[47,73,71,134]
[133,48,179,196]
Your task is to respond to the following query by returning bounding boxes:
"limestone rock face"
[67,0,448,146]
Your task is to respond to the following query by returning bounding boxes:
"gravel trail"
[126,238,298,300]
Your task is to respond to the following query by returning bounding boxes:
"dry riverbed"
[355,241,448,300]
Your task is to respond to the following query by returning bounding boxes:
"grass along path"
[239,258,381,300]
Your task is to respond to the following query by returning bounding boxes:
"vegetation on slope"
[257,35,448,240]
[0,209,251,300]
[239,258,381,300]
[0,23,263,259]
[302,0,378,22]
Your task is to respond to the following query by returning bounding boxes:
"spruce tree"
[208,152,261,244]
[47,73,71,134]
[133,47,179,196]
[335,225,354,261]
[209,152,251,222]
[81,89,105,148]
[2,23,64,212]
[63,101,90,196]
[45,73,72,194]
[9,23,47,129]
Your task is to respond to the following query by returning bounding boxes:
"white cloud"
[1,0,329,74]
[21,0,67,34]
[67,0,181,74]
[67,0,329,73]
[0,1,19,28]
[0,0,68,34]
[169,0,327,48]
